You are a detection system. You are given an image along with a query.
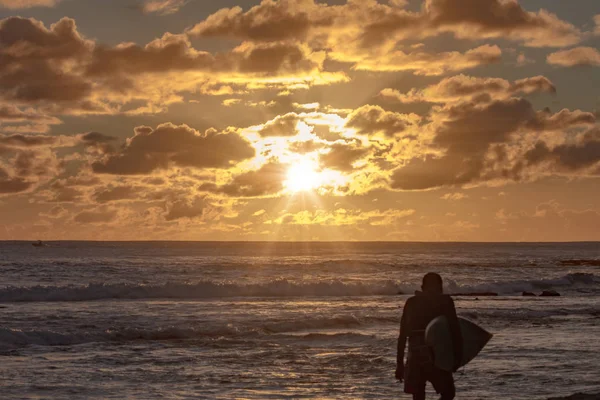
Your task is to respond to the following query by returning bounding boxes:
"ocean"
[0,241,598,399]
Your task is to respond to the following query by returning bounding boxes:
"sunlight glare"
[284,158,323,193]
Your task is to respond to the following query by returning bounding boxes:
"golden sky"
[0,0,599,241]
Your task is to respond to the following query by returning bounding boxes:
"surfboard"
[425,316,493,372]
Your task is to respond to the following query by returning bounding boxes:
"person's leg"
[404,353,427,399]
[438,386,455,400]
[412,391,426,400]
[427,366,455,400]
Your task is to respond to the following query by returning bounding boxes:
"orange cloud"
[346,105,419,138]
[0,0,60,8]
[188,0,580,48]
[380,75,556,104]
[547,47,600,67]
[267,208,416,226]
[142,0,188,15]
[349,45,502,75]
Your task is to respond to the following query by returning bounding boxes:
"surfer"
[396,273,462,400]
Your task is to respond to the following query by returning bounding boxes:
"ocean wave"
[0,272,597,303]
[446,272,600,295]
[0,314,393,348]
[0,280,407,302]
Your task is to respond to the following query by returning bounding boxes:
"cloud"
[73,207,118,224]
[0,132,91,195]
[525,130,600,174]
[142,0,188,15]
[0,17,98,112]
[185,0,579,77]
[0,17,346,117]
[547,47,600,67]
[441,192,468,201]
[319,142,370,172]
[92,123,255,175]
[257,113,303,137]
[188,0,580,49]
[346,105,419,138]
[199,162,287,197]
[380,74,556,104]
[350,45,502,75]
[267,208,416,226]
[94,185,140,203]
[595,15,600,36]
[390,98,596,190]
[0,147,62,195]
[0,0,60,9]
[164,196,207,221]
[39,205,68,219]
[423,0,581,47]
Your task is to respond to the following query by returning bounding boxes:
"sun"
[284,158,323,193]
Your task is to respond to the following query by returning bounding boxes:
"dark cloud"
[86,34,214,77]
[199,162,287,197]
[0,174,31,194]
[390,98,597,190]
[0,133,61,147]
[346,105,417,138]
[319,142,370,172]
[0,17,94,108]
[164,197,207,221]
[188,0,580,49]
[0,16,340,117]
[424,0,580,47]
[525,133,600,173]
[92,123,255,175]
[79,131,117,144]
[380,74,556,104]
[186,0,322,42]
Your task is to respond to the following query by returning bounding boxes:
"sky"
[0,0,599,241]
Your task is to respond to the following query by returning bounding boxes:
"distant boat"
[32,240,46,247]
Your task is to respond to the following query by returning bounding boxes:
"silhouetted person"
[396,273,462,400]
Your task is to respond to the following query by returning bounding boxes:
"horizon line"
[3,240,600,244]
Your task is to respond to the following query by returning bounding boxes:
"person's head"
[422,272,443,294]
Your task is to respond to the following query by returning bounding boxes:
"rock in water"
[522,291,536,296]
[540,290,560,297]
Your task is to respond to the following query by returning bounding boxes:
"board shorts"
[404,340,455,395]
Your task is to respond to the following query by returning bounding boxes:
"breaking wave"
[0,272,597,303]
[0,314,392,348]
[447,272,600,295]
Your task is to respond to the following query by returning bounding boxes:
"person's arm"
[396,299,410,380]
[446,296,463,372]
